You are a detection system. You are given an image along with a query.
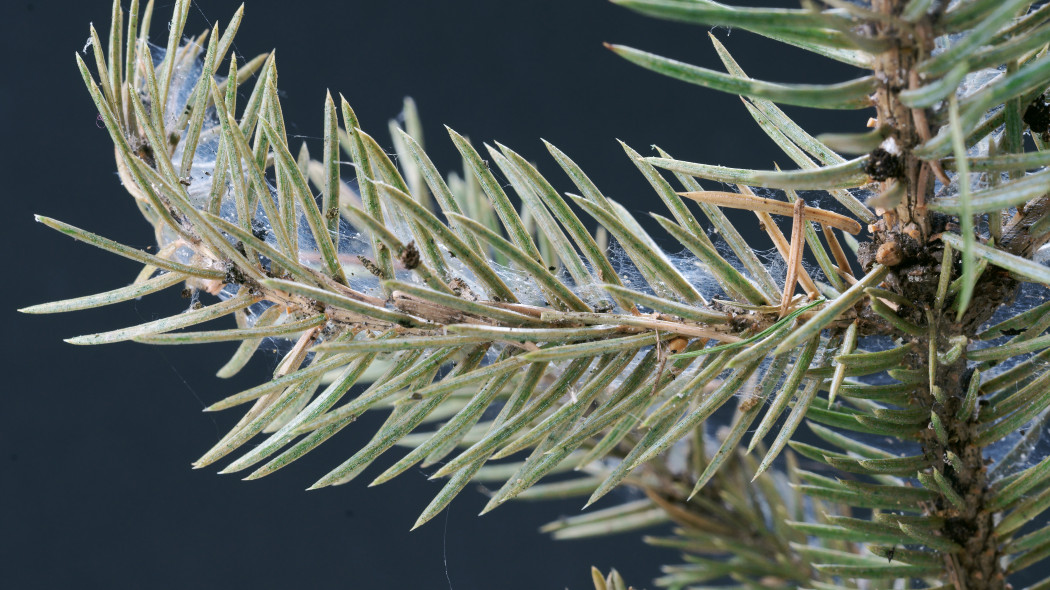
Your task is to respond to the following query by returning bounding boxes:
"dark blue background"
[2,1,863,588]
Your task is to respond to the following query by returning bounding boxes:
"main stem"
[871,2,1005,588]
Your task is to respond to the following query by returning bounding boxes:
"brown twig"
[679,190,863,234]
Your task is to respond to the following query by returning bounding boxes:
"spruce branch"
[27,0,1050,587]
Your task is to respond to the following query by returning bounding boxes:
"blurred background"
[2,1,866,588]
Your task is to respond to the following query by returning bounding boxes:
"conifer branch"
[28,0,1050,587]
